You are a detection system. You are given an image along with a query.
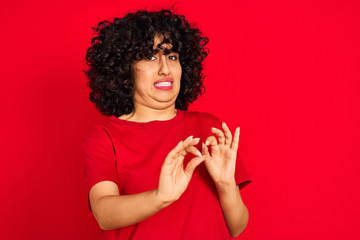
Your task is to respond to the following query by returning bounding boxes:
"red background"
[1,0,359,239]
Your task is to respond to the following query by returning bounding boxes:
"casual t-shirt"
[83,110,251,240]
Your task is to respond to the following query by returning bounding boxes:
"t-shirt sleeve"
[83,125,120,196]
[207,113,251,190]
[234,155,251,190]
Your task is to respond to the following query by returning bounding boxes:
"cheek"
[174,64,182,79]
[133,67,153,83]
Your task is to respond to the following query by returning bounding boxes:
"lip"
[154,78,173,90]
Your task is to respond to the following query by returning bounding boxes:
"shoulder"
[85,116,122,136]
[183,111,222,128]
[82,117,124,158]
[83,116,121,145]
[184,111,222,122]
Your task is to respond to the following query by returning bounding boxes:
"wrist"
[215,178,237,194]
[153,189,175,209]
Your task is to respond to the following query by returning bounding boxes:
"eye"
[168,55,178,61]
[145,55,156,61]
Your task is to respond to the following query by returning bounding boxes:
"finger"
[183,135,194,146]
[184,137,200,147]
[184,156,205,178]
[173,136,201,167]
[205,135,219,154]
[205,135,218,147]
[174,152,186,174]
[181,135,199,146]
[173,137,200,161]
[163,140,183,169]
[173,136,194,158]
[222,122,233,146]
[211,127,225,145]
[173,137,197,171]
[201,142,211,160]
[230,127,240,151]
[186,145,202,158]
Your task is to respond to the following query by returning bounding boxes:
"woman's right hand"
[156,136,204,207]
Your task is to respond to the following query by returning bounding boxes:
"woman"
[83,9,251,239]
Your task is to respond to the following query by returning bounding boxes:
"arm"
[202,123,249,237]
[90,182,164,230]
[90,136,204,230]
[215,180,249,237]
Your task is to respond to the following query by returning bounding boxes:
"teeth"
[155,82,172,87]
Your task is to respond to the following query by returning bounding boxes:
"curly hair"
[84,9,209,117]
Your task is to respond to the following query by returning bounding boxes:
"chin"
[151,98,177,109]
[153,92,178,102]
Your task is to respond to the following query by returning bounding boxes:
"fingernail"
[205,140,209,146]
[193,137,200,142]
[196,150,202,157]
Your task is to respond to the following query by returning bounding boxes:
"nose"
[158,55,170,76]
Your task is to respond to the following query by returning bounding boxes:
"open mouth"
[154,82,172,87]
[154,78,173,90]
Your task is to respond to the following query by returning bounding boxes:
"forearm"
[92,189,168,230]
[216,181,249,238]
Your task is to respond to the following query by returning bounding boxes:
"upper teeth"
[155,82,172,86]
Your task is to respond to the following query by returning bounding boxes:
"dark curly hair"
[84,9,209,117]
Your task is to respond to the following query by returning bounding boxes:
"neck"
[120,105,178,122]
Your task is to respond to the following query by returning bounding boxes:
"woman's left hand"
[202,122,240,187]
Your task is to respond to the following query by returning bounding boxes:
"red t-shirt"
[83,110,251,240]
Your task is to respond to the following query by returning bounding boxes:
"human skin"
[89,136,204,230]
[89,34,249,236]
[118,34,181,122]
[203,124,249,237]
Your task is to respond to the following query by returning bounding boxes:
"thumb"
[184,156,205,177]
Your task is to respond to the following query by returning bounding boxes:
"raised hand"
[202,122,240,186]
[156,136,204,207]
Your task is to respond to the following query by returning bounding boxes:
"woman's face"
[132,34,182,111]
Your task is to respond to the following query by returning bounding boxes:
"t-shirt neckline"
[109,110,184,127]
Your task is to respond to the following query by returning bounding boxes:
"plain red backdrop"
[1,0,359,239]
